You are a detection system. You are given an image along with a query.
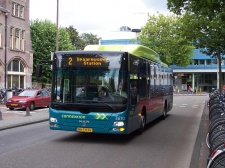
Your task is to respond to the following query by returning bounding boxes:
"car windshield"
[18,90,37,97]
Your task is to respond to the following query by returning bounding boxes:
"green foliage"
[138,13,194,66]
[30,19,74,84]
[167,0,225,92]
[65,27,100,50]
[80,33,100,47]
[167,0,225,56]
[66,25,85,50]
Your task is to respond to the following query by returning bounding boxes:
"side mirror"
[36,64,42,78]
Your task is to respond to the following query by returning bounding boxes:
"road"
[0,95,208,168]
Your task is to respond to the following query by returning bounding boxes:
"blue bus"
[37,45,173,135]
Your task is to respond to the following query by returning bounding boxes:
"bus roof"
[161,62,168,68]
[84,45,160,63]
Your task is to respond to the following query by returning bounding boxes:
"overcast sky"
[30,0,170,38]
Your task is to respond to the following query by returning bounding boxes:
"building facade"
[0,0,32,90]
[170,49,225,93]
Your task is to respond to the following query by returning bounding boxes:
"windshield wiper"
[80,100,114,109]
[54,100,115,109]
[93,100,115,109]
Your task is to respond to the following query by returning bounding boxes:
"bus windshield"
[51,52,128,112]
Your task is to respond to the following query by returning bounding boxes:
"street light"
[0,6,10,102]
[56,0,59,51]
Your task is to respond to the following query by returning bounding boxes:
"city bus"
[36,45,173,135]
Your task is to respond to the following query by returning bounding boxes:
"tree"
[66,25,85,50]
[138,13,194,66]
[80,33,100,48]
[30,19,75,85]
[167,0,225,92]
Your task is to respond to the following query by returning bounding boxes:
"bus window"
[139,77,147,98]
[130,79,137,105]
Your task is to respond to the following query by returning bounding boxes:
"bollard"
[0,110,2,120]
[25,107,31,116]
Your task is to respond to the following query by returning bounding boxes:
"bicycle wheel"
[210,132,225,153]
[208,123,225,144]
[209,101,223,110]
[209,108,225,121]
[208,151,225,168]
[210,113,225,124]
[209,120,225,133]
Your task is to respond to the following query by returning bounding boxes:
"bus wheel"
[136,114,145,135]
[161,106,167,120]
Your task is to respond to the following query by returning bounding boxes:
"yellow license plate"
[77,127,93,133]
[11,104,18,106]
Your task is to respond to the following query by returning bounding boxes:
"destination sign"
[62,54,109,68]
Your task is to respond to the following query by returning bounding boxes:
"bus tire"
[136,113,146,135]
[161,104,167,120]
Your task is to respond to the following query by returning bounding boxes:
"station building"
[99,27,224,93]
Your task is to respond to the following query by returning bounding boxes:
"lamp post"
[56,0,59,51]
[0,7,9,102]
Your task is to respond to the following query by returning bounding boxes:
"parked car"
[6,89,50,111]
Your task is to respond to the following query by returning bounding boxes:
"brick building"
[0,0,32,90]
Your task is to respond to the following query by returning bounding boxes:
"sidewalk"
[0,105,49,131]
[174,91,209,96]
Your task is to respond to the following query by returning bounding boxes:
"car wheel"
[9,108,14,110]
[29,102,35,111]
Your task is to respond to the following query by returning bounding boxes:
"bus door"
[129,75,138,117]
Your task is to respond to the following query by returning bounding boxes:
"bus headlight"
[50,117,58,123]
[113,121,125,126]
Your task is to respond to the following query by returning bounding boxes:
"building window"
[0,24,2,47]
[10,27,24,51]
[21,30,25,51]
[20,6,24,18]
[7,59,25,89]
[12,2,24,19]
[15,28,20,50]
[10,27,14,49]
[212,59,217,64]
[8,59,24,72]
[199,60,205,65]
[194,60,198,65]
[15,3,19,17]
[206,60,211,65]
[7,75,25,89]
[12,2,15,15]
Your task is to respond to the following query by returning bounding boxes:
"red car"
[6,89,50,111]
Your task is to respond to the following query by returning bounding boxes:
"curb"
[174,94,208,96]
[0,118,48,131]
[190,101,209,168]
